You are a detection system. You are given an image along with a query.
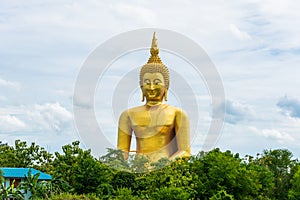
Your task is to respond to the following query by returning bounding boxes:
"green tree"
[0,141,17,167]
[130,154,150,173]
[259,149,297,200]
[0,140,53,173]
[19,169,51,199]
[48,192,100,200]
[151,186,191,200]
[47,176,70,196]
[0,180,24,200]
[114,188,139,200]
[191,149,241,198]
[209,190,234,200]
[52,141,112,195]
[132,158,195,199]
[288,165,300,199]
[111,171,135,190]
[100,148,130,171]
[190,149,273,199]
[245,160,274,199]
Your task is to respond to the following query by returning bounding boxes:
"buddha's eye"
[153,79,161,85]
[144,79,150,85]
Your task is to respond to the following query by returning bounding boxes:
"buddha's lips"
[146,90,156,94]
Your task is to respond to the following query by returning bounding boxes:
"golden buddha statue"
[117,32,190,162]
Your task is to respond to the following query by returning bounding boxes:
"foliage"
[0,180,24,200]
[111,171,135,190]
[190,149,261,199]
[1,140,300,199]
[209,190,234,200]
[258,149,298,200]
[150,186,191,200]
[114,188,139,200]
[19,169,52,199]
[288,165,300,200]
[100,148,130,171]
[0,140,53,173]
[0,169,23,199]
[48,192,100,200]
[47,176,70,195]
[52,141,113,195]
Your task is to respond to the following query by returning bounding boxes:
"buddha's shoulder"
[120,104,187,115]
[127,105,147,112]
[165,104,186,112]
[164,105,188,119]
[120,105,146,115]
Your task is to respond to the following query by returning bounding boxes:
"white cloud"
[0,96,7,101]
[214,99,255,124]
[0,102,73,134]
[250,127,295,144]
[28,102,73,132]
[73,93,93,109]
[229,24,251,40]
[255,0,300,50]
[0,78,20,90]
[111,3,157,25]
[1,0,300,157]
[277,96,300,119]
[0,115,27,132]
[259,0,300,18]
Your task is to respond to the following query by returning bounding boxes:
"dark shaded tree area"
[1,140,300,200]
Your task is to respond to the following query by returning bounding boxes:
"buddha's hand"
[169,150,190,161]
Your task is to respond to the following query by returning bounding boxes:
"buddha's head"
[139,33,170,103]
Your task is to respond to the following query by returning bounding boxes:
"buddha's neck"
[146,101,163,107]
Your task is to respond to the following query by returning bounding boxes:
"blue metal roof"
[0,168,52,180]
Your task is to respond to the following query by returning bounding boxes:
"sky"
[1,0,300,158]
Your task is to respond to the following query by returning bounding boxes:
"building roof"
[0,168,52,180]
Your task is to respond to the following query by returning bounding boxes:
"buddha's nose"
[150,83,154,90]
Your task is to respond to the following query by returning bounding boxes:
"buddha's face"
[142,72,166,102]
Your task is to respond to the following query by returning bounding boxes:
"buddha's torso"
[127,104,179,160]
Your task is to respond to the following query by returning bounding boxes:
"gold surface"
[117,32,190,162]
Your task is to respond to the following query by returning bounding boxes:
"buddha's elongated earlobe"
[164,88,168,101]
[142,93,145,102]
[141,87,145,102]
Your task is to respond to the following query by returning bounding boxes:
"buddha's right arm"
[117,111,132,160]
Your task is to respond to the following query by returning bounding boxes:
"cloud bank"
[250,127,295,144]
[214,99,254,124]
[277,96,300,119]
[0,102,73,134]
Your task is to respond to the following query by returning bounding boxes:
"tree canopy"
[1,140,299,199]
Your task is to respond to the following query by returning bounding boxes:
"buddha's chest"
[129,109,175,127]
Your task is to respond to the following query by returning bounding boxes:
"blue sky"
[1,0,300,158]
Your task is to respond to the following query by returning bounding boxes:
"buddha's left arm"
[170,109,191,160]
[117,111,132,160]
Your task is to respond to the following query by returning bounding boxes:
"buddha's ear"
[164,88,168,101]
[141,87,145,102]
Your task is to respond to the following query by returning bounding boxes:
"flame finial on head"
[147,32,162,64]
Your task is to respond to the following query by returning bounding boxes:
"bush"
[209,190,234,200]
[49,193,100,200]
[151,186,191,200]
[114,188,139,200]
